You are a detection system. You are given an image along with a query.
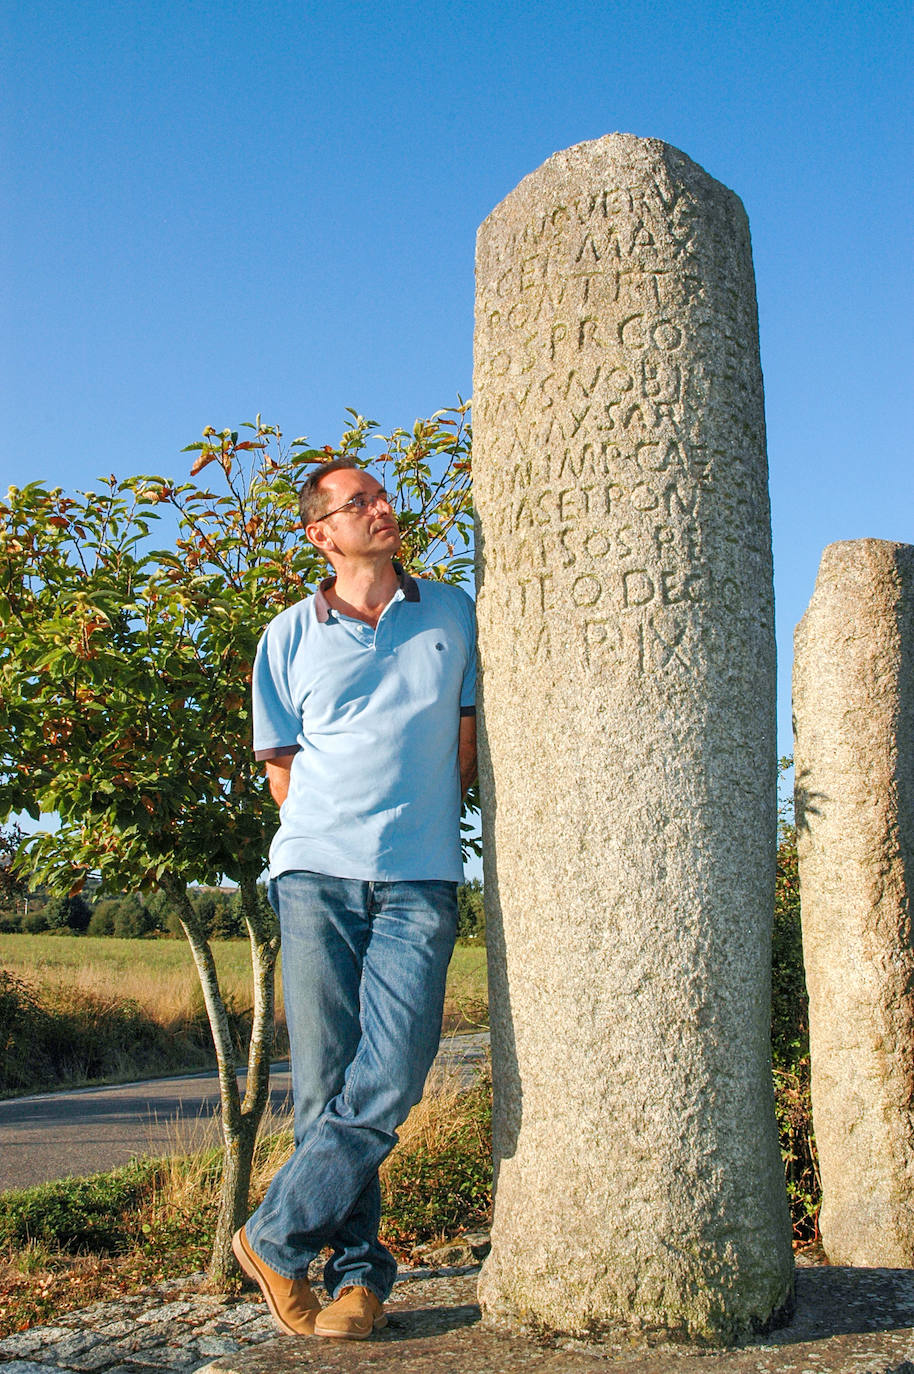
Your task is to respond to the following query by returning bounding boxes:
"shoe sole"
[314,1314,388,1340]
[231,1228,316,1338]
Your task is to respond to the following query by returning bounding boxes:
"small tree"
[213,888,249,940]
[87,901,117,936]
[113,894,157,939]
[45,892,92,933]
[0,406,473,1279]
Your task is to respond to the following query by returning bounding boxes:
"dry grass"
[0,935,488,1093]
[153,1056,477,1221]
[0,934,260,1031]
[383,1060,471,1172]
[441,946,489,1032]
[93,1057,486,1264]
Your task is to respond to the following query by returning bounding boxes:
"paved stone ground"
[3,1259,914,1374]
[0,1265,485,1374]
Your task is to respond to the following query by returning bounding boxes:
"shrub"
[87,895,157,939]
[45,894,91,934]
[0,1160,161,1255]
[87,903,117,936]
[772,826,807,1069]
[0,968,245,1095]
[0,971,50,1091]
[112,898,157,940]
[770,821,819,1243]
[0,1067,493,1335]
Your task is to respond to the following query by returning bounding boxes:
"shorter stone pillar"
[794,539,914,1267]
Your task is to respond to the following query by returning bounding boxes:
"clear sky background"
[2,0,912,781]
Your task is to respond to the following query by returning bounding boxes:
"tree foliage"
[0,406,473,894]
[0,404,474,1279]
[0,822,27,906]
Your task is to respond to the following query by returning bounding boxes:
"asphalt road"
[0,1032,489,1192]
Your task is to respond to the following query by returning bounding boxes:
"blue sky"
[2,0,912,779]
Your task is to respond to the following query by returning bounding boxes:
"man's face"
[310,469,402,562]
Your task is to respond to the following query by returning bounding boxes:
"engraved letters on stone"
[474,134,793,1343]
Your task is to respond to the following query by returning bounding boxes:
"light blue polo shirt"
[252,567,476,883]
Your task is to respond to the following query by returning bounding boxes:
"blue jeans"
[245,870,458,1302]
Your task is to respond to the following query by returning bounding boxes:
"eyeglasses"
[315,489,393,522]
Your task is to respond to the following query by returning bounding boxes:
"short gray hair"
[298,458,361,527]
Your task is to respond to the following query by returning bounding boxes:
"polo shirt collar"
[314,560,420,623]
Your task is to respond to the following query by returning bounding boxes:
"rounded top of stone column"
[816,538,914,574]
[478,131,747,238]
[796,538,914,642]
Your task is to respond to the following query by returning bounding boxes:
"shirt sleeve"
[252,619,302,760]
[458,589,477,714]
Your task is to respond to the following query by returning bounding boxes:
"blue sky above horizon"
[2,0,912,791]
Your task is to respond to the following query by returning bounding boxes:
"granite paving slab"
[3,1260,914,1374]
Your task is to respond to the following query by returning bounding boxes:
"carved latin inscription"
[475,146,770,680]
[474,135,789,1343]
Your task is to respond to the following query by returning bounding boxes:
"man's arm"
[458,712,477,798]
[265,753,296,807]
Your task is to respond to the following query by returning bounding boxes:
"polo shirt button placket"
[374,590,401,653]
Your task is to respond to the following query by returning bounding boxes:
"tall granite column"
[473,134,793,1341]
[793,539,914,1267]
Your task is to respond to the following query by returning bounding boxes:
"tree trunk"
[209,1110,260,1284]
[161,873,280,1285]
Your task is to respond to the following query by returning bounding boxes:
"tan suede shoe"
[231,1226,321,1336]
[313,1285,387,1340]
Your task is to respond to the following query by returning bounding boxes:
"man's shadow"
[373,1301,481,1340]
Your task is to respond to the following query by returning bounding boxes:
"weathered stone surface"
[473,133,792,1341]
[196,1264,914,1374]
[793,538,914,1267]
[8,1262,914,1374]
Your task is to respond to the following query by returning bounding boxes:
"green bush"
[0,969,226,1095]
[45,894,91,934]
[87,895,158,939]
[86,903,116,936]
[0,1161,161,1255]
[772,825,807,1069]
[770,821,819,1243]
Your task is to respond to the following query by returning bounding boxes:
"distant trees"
[45,892,92,933]
[0,878,247,940]
[457,878,485,941]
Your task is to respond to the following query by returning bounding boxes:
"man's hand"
[265,753,296,806]
[459,713,477,798]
